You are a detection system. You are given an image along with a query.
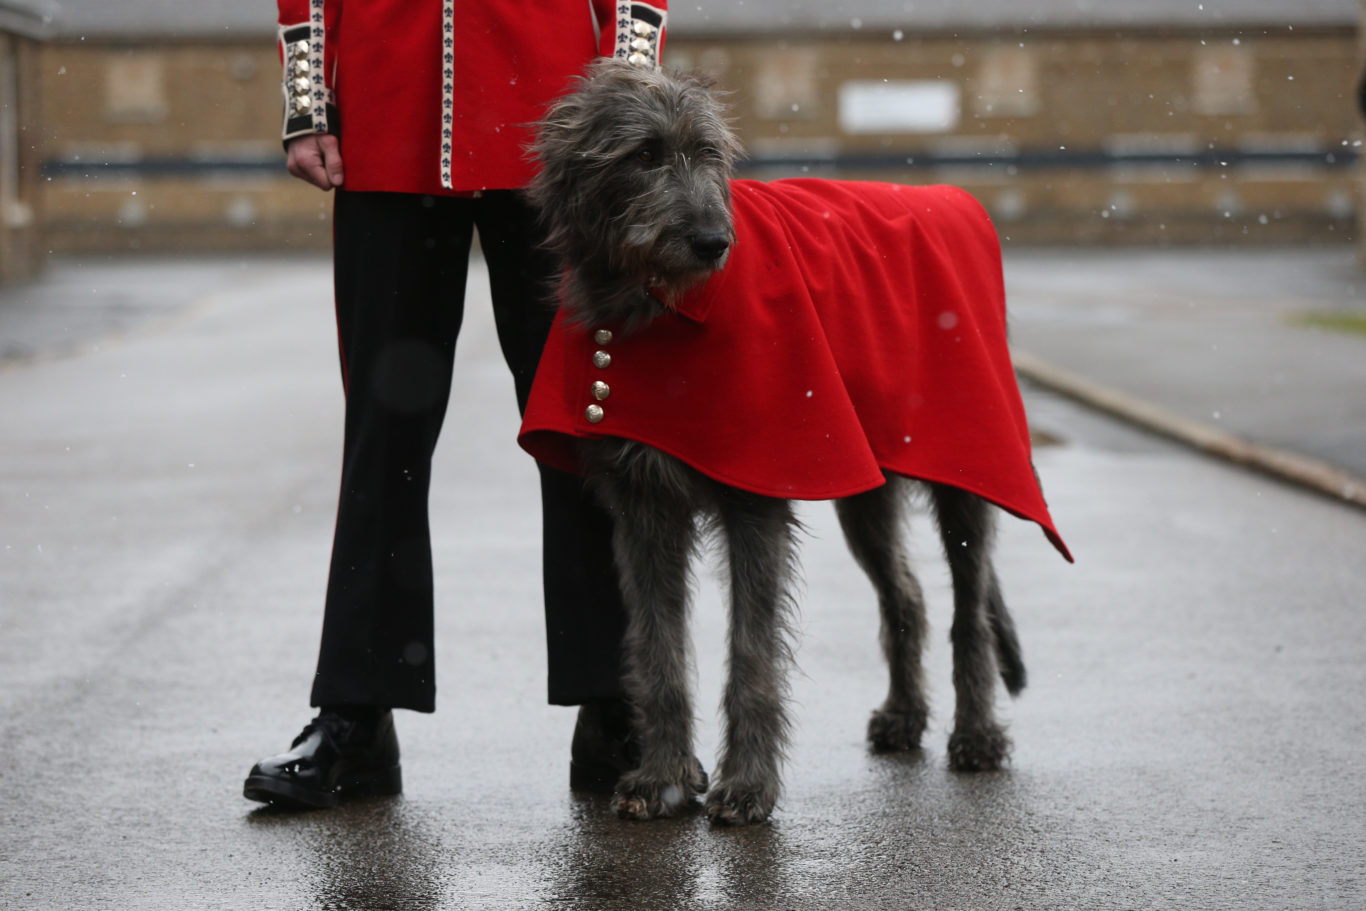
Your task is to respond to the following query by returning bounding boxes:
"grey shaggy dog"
[529,60,1025,826]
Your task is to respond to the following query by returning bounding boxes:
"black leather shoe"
[243,710,401,809]
[570,700,638,793]
[570,700,710,795]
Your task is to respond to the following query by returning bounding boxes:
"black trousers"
[310,189,626,712]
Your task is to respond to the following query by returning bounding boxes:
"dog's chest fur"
[582,438,715,511]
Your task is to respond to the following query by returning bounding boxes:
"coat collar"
[647,273,720,324]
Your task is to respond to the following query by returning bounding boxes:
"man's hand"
[286,135,345,191]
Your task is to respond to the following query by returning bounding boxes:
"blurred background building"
[0,0,53,282]
[669,1,1361,246]
[34,0,323,257]
[6,0,1363,269]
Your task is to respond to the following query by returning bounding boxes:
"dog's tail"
[987,571,1027,696]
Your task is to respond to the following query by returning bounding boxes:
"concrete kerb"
[1012,348,1366,512]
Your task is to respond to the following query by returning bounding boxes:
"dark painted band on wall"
[41,147,1360,178]
[743,148,1361,173]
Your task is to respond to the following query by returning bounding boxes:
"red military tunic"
[519,180,1073,562]
[276,0,667,193]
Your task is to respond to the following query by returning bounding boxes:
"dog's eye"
[637,147,656,164]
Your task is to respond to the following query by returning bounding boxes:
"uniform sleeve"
[277,0,340,147]
[594,0,667,66]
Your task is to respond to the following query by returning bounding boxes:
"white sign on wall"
[838,80,961,134]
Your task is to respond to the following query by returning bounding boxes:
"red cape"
[520,179,1072,561]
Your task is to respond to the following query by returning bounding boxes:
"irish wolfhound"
[520,60,1070,825]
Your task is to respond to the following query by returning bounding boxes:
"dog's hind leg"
[599,471,708,820]
[706,489,799,826]
[930,483,1013,771]
[987,568,1026,695]
[834,477,930,752]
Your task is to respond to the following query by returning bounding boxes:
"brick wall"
[1,31,44,280]
[668,27,1361,245]
[35,24,1363,251]
[39,41,332,252]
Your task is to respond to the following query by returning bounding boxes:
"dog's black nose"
[690,231,730,262]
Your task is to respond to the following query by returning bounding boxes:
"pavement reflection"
[2,255,1363,909]
[248,799,444,910]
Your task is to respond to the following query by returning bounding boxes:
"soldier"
[244,0,668,809]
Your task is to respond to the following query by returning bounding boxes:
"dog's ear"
[531,61,637,184]
[531,75,590,171]
[527,70,599,229]
[672,69,746,173]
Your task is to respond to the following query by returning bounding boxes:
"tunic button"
[294,77,311,94]
[585,404,605,423]
[593,328,613,345]
[292,96,311,114]
[627,53,649,66]
[630,37,652,53]
[633,20,656,37]
[591,381,611,401]
[593,350,611,368]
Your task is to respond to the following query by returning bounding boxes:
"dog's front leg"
[707,490,799,826]
[600,475,707,820]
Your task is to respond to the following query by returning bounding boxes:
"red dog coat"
[519,179,1072,561]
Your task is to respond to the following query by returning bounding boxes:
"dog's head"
[530,60,743,306]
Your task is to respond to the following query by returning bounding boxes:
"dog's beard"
[654,256,728,306]
[618,228,731,301]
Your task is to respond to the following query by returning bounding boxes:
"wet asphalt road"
[1005,248,1366,484]
[1,254,1364,910]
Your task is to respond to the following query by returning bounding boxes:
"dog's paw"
[705,783,777,826]
[611,762,706,821]
[947,724,1012,772]
[867,707,927,752]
